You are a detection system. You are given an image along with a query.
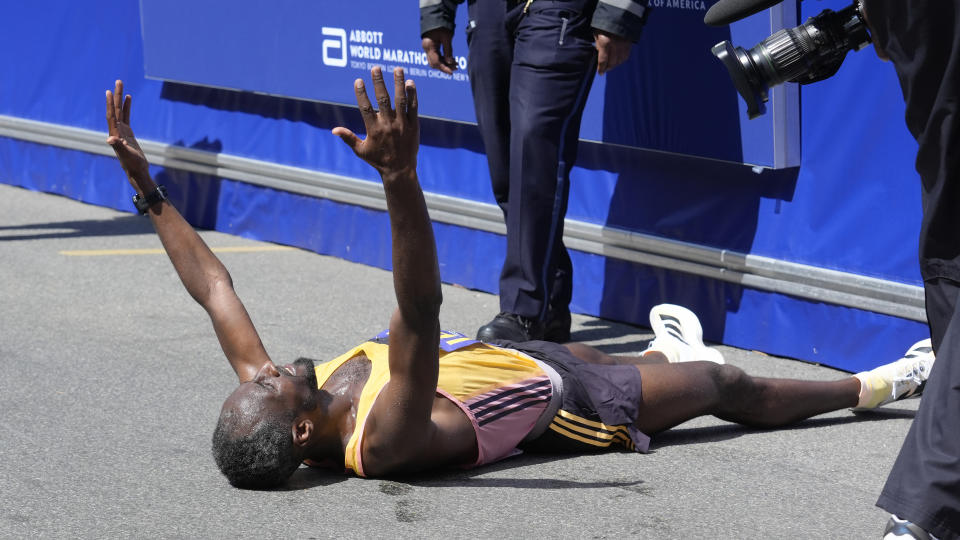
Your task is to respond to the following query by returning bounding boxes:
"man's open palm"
[105,79,150,185]
[332,67,420,180]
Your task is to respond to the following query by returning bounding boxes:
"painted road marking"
[60,246,296,256]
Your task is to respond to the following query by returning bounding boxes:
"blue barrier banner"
[0,0,927,371]
[140,0,476,123]
[139,0,797,166]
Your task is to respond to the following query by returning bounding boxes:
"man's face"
[289,357,319,389]
[221,359,320,428]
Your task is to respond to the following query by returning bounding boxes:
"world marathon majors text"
[348,61,470,82]
[348,43,468,71]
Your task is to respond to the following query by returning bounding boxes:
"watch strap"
[132,185,168,215]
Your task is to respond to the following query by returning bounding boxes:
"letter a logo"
[322,27,348,67]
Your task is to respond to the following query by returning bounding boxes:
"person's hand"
[422,28,457,75]
[105,79,151,187]
[594,30,632,75]
[333,67,419,180]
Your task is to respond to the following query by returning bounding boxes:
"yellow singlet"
[313,330,553,476]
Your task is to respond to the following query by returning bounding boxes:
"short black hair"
[211,408,302,489]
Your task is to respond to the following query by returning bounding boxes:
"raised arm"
[333,68,442,472]
[105,80,269,382]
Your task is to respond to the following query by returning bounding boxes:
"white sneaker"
[853,338,934,410]
[883,515,938,540]
[645,304,725,364]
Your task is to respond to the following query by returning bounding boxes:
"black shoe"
[476,312,544,343]
[543,309,571,343]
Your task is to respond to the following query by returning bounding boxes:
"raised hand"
[333,67,419,181]
[105,79,151,188]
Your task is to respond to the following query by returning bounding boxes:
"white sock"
[853,371,890,409]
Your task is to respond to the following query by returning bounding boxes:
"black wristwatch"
[132,185,168,215]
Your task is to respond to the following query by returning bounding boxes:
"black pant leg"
[865,1,960,537]
[465,0,517,217]
[498,0,597,320]
[878,279,960,539]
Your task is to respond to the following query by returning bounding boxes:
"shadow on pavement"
[277,453,647,492]
[651,408,917,449]
[275,467,351,491]
[570,318,651,355]
[0,215,154,241]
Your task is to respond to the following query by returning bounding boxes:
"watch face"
[133,194,149,214]
[134,186,166,214]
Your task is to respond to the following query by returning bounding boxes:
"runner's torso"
[313,331,554,476]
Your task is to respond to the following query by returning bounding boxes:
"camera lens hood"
[712,40,767,119]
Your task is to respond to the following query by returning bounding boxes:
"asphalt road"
[0,183,918,539]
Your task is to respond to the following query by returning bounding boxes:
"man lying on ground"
[104,69,934,489]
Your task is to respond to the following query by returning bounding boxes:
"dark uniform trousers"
[465,0,599,322]
[865,2,960,538]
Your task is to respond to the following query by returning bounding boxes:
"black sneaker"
[476,312,544,343]
[543,309,571,343]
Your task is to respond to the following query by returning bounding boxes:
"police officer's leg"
[498,0,597,326]
[465,0,519,216]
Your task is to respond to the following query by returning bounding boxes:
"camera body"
[711,1,871,119]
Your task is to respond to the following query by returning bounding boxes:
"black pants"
[865,2,960,538]
[465,0,598,321]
